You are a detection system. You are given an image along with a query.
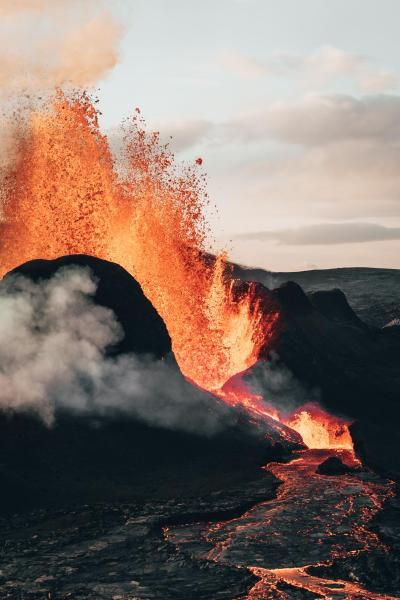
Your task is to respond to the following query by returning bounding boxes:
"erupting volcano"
[1,90,399,600]
[0,0,399,596]
[0,94,267,388]
[0,91,352,450]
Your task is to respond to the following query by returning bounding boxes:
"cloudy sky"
[3,0,400,271]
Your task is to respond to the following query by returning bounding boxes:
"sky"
[2,0,400,271]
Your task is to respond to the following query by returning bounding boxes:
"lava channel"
[163,448,395,599]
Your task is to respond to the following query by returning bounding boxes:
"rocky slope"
[234,264,400,328]
[240,276,400,478]
[0,255,301,515]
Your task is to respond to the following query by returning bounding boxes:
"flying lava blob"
[0,91,352,450]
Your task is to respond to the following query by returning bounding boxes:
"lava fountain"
[0,91,352,449]
[0,92,270,390]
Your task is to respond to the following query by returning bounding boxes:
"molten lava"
[164,447,394,599]
[0,92,269,393]
[221,377,353,450]
[282,403,354,450]
[0,91,353,450]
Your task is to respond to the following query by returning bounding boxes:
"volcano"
[236,267,400,478]
[0,93,399,599]
[0,255,301,515]
[0,255,399,599]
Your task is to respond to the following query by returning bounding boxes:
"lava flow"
[164,449,395,599]
[0,90,352,450]
[0,90,395,598]
[221,374,354,451]
[282,403,354,450]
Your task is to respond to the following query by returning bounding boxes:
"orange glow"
[0,92,353,451]
[220,379,353,450]
[0,92,269,392]
[282,403,354,450]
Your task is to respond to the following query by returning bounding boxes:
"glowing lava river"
[164,447,396,599]
[0,92,399,599]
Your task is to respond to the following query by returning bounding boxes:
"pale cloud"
[360,71,399,93]
[219,50,270,78]
[225,138,400,221]
[142,92,400,267]
[230,94,400,145]
[219,46,398,93]
[305,46,365,79]
[155,88,400,157]
[236,223,400,246]
[215,93,400,222]
[0,0,60,14]
[154,118,214,152]
[0,1,123,95]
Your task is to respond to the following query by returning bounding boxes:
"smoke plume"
[0,0,122,95]
[245,354,319,416]
[0,267,235,435]
[0,0,123,175]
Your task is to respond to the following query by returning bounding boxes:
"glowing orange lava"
[282,403,354,450]
[221,378,354,450]
[0,91,353,451]
[0,92,269,392]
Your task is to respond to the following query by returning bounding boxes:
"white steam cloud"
[0,0,122,95]
[0,1,123,173]
[245,355,319,416]
[0,267,235,435]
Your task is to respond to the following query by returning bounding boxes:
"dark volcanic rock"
[4,254,171,358]
[0,411,285,515]
[274,280,312,316]
[0,255,301,515]
[233,264,400,328]
[0,474,280,600]
[241,279,400,478]
[316,456,353,476]
[266,282,388,421]
[350,420,400,478]
[309,288,369,330]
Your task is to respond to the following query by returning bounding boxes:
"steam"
[0,1,65,14]
[383,318,400,328]
[245,355,319,416]
[0,0,123,174]
[0,267,235,435]
[0,0,122,95]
